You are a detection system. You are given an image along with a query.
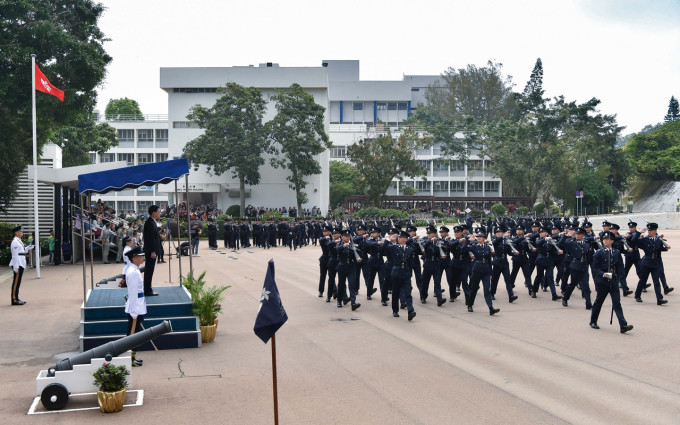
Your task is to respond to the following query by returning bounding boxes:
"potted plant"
[183,270,230,343]
[92,362,130,413]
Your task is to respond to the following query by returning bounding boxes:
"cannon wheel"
[41,383,69,410]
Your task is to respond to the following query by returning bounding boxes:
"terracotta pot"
[200,324,217,343]
[97,389,126,413]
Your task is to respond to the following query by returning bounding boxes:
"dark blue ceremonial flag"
[254,259,288,344]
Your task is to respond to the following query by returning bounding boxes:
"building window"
[484,160,494,170]
[376,102,386,110]
[138,129,153,142]
[451,160,466,171]
[416,181,431,191]
[88,153,96,164]
[468,181,483,191]
[117,129,134,142]
[485,181,499,191]
[468,160,483,171]
[387,102,397,111]
[352,102,363,111]
[155,153,168,162]
[117,153,135,166]
[411,88,420,92]
[136,201,152,213]
[451,181,465,192]
[433,160,448,171]
[398,102,408,111]
[138,153,153,164]
[155,129,168,141]
[172,121,199,128]
[433,181,448,192]
[117,201,134,212]
[100,153,115,163]
[172,87,217,93]
[417,160,430,171]
[331,145,346,158]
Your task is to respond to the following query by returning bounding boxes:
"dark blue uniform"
[466,243,496,312]
[387,243,415,317]
[365,237,385,302]
[634,236,669,302]
[561,237,593,308]
[336,240,360,308]
[421,238,446,304]
[490,236,517,302]
[590,247,629,329]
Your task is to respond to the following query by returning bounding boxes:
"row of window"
[97,153,168,166]
[173,88,217,93]
[398,180,499,192]
[352,102,408,111]
[117,129,168,142]
[115,200,168,212]
[172,121,200,128]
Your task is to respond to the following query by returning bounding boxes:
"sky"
[95,0,680,135]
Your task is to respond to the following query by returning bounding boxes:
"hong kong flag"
[35,64,64,102]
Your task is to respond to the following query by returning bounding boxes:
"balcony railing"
[95,114,169,122]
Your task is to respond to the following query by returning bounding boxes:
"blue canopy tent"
[76,158,192,302]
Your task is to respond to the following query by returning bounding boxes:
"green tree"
[267,83,331,213]
[183,83,268,214]
[624,120,680,180]
[53,119,118,167]
[347,129,428,207]
[424,60,516,125]
[105,97,143,120]
[0,0,112,211]
[664,96,680,123]
[329,161,362,207]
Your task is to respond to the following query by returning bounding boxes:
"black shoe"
[642,288,647,293]
[449,297,455,302]
[351,303,361,311]
[562,299,568,307]
[657,299,668,305]
[437,298,447,307]
[367,295,372,300]
[132,359,143,367]
[332,291,338,300]
[665,287,674,295]
[509,295,518,303]
[441,289,446,294]
[623,290,633,297]
[400,302,407,310]
[620,324,634,333]
[491,295,495,300]
[589,322,599,329]
[11,300,26,306]
[393,312,399,317]
[337,302,342,308]
[420,297,427,304]
[318,292,323,297]
[325,296,331,302]
[644,283,651,289]
[542,287,547,292]
[585,304,592,310]
[635,297,642,303]
[552,295,563,301]
[408,311,416,321]
[467,306,473,312]
[145,291,159,296]
[381,301,388,306]
[489,308,500,316]
[531,292,537,298]
[343,298,350,305]
[370,288,378,296]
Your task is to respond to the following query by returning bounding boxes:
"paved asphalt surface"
[1,230,679,424]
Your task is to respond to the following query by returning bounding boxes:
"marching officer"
[532,227,563,301]
[336,229,361,310]
[365,226,386,305]
[387,231,417,320]
[589,231,633,333]
[490,225,519,303]
[561,227,593,309]
[634,222,670,305]
[421,225,447,307]
[465,231,500,315]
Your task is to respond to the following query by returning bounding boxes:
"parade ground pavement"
[1,231,679,424]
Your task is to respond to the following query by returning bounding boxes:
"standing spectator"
[115,224,125,263]
[48,229,56,264]
[191,222,202,256]
[101,221,111,263]
[142,205,162,296]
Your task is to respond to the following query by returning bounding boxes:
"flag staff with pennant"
[31,54,64,278]
[254,259,288,425]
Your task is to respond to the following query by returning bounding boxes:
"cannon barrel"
[50,320,172,375]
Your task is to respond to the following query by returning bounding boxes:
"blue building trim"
[373,101,377,124]
[407,101,412,117]
[339,101,343,124]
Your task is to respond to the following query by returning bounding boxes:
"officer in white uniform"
[9,225,33,305]
[124,246,146,366]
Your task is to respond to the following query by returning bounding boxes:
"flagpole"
[271,334,279,425]
[31,54,41,279]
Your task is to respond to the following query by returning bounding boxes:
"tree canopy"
[105,97,143,120]
[0,0,112,211]
[329,161,362,207]
[347,129,428,207]
[665,96,680,123]
[53,119,118,167]
[267,83,331,213]
[183,83,269,214]
[625,120,680,180]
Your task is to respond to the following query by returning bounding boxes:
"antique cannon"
[36,320,172,410]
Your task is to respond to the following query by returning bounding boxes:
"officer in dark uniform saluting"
[589,231,633,333]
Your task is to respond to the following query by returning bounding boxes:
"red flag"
[35,64,64,102]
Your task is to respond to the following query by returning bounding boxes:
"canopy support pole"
[186,174,193,274]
